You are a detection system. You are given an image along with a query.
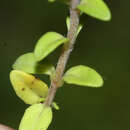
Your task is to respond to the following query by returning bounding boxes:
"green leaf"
[66,17,83,36]
[19,103,52,130]
[77,0,111,21]
[63,65,103,87]
[34,32,69,61]
[10,70,48,104]
[13,52,55,76]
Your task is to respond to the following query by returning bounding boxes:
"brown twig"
[45,0,80,106]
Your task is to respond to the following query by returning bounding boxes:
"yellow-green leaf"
[34,32,69,61]
[13,52,55,76]
[77,0,111,21]
[63,65,103,87]
[19,103,52,130]
[10,70,48,104]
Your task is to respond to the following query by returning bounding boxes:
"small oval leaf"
[10,70,48,104]
[34,32,69,61]
[77,0,111,21]
[63,65,103,87]
[19,103,52,130]
[13,52,55,76]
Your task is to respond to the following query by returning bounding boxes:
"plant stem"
[45,0,80,106]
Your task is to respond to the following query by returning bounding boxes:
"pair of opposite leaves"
[10,66,103,105]
[49,0,111,21]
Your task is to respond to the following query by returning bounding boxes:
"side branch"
[45,0,80,106]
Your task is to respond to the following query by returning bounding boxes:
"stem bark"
[45,0,80,106]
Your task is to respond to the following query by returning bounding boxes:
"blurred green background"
[0,0,130,129]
